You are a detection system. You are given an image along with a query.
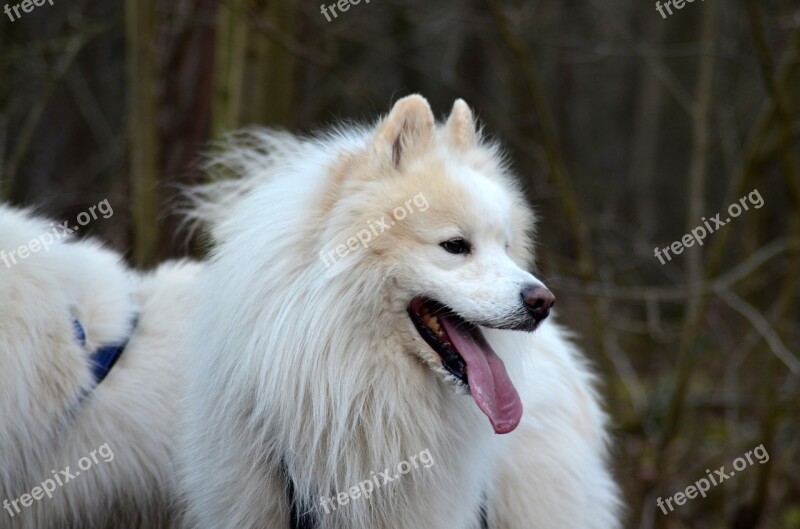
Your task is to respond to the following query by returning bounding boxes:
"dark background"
[1,1,799,527]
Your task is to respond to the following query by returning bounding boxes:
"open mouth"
[408,298,523,434]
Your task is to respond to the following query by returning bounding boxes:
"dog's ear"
[444,99,477,151]
[374,95,435,169]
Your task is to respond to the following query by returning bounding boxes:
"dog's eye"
[440,238,471,255]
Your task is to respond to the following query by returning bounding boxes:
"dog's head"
[325,96,554,434]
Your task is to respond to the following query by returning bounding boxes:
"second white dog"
[0,205,198,529]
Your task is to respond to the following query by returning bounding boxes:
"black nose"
[521,285,555,323]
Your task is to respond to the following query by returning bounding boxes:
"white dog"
[177,95,621,529]
[0,204,198,528]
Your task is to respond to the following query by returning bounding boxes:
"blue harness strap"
[281,459,317,529]
[480,494,489,529]
[73,317,136,387]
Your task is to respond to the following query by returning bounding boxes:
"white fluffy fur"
[0,205,199,528]
[177,96,621,529]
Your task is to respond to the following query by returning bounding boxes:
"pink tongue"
[439,316,522,434]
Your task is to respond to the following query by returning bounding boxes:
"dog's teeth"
[423,315,439,330]
[417,307,450,344]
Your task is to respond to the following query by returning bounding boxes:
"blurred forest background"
[1,0,799,527]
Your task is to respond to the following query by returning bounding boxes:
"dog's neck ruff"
[72,317,136,390]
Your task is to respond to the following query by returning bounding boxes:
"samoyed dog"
[178,95,621,529]
[0,204,198,528]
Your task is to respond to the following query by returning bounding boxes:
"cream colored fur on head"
[0,205,199,528]
[178,95,622,529]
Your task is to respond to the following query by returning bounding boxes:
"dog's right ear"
[374,95,435,169]
[444,99,477,151]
